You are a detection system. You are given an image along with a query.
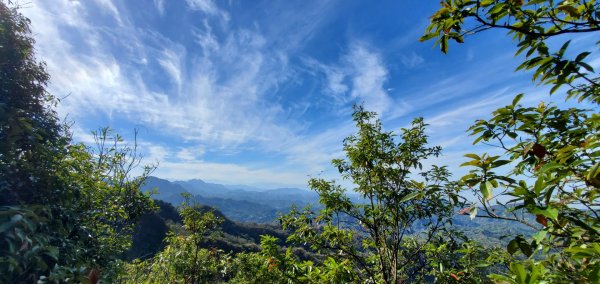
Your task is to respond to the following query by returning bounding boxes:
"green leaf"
[510,262,527,283]
[557,40,571,57]
[488,274,515,283]
[507,236,533,257]
[507,238,520,255]
[460,160,480,167]
[472,135,485,145]
[532,207,558,221]
[464,153,480,160]
[532,230,547,243]
[481,181,493,200]
[480,0,493,6]
[419,33,438,42]
[512,93,524,105]
[587,162,600,181]
[533,175,545,196]
[490,179,499,188]
[519,241,533,257]
[550,83,562,94]
[492,160,511,167]
[575,51,591,62]
[578,61,594,72]
[544,207,558,221]
[441,35,448,53]
[401,192,420,202]
[558,5,580,17]
[539,162,562,174]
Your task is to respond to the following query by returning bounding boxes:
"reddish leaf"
[536,214,548,227]
[532,143,547,159]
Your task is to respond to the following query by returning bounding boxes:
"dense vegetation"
[422,1,599,282]
[141,176,535,249]
[126,199,291,261]
[0,3,156,282]
[1,0,598,283]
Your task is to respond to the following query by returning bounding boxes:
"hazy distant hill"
[223,184,268,192]
[142,176,188,205]
[174,179,318,209]
[174,179,232,197]
[142,176,318,223]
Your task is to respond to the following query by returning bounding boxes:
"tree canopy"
[1,0,598,283]
[279,106,469,283]
[423,0,599,282]
[1,2,155,282]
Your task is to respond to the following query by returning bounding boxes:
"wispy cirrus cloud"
[400,52,424,68]
[21,0,348,185]
[93,0,122,24]
[21,0,588,189]
[306,41,392,115]
[153,0,165,15]
[185,0,229,21]
[25,0,289,147]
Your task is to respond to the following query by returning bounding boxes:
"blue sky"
[22,0,598,189]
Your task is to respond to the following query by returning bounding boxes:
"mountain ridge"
[142,176,318,223]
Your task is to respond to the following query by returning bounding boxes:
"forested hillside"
[1,1,598,283]
[125,199,291,261]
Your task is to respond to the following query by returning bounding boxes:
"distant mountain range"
[141,176,319,223]
[141,176,534,246]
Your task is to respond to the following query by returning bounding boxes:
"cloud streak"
[20,0,582,188]
[306,41,392,115]
[21,0,349,186]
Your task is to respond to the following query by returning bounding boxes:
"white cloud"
[185,0,229,21]
[176,147,204,161]
[307,42,392,114]
[193,20,220,54]
[154,0,165,15]
[262,1,337,54]
[345,43,391,114]
[282,122,354,172]
[13,1,435,192]
[157,46,185,91]
[70,125,98,145]
[185,0,218,13]
[155,159,309,188]
[127,141,311,187]
[22,0,296,150]
[145,143,170,163]
[426,87,512,129]
[21,0,354,186]
[325,69,349,95]
[400,52,424,68]
[92,0,122,25]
